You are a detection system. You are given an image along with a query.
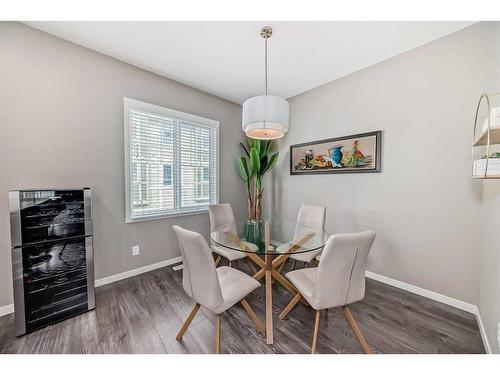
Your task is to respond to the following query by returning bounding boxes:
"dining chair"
[172,225,264,354]
[279,231,376,354]
[209,203,257,272]
[276,204,326,269]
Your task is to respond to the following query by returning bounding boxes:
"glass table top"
[210,220,328,255]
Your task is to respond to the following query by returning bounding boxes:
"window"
[163,165,173,186]
[162,129,172,144]
[124,98,218,222]
[202,166,210,182]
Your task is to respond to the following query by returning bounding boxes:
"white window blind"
[124,98,218,222]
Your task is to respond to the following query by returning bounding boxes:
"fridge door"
[17,190,87,246]
[16,237,91,335]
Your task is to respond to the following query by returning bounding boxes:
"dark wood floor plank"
[0,263,485,354]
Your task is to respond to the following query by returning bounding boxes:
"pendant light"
[242,26,289,139]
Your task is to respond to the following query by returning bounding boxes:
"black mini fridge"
[9,188,95,336]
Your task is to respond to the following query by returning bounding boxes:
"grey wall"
[265,22,500,307]
[479,25,500,352]
[0,22,246,308]
[477,24,500,355]
[481,181,500,353]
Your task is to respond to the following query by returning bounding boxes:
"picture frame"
[290,130,382,175]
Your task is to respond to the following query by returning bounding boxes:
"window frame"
[124,97,219,223]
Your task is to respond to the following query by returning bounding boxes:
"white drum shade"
[242,95,289,139]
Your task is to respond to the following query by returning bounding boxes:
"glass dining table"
[210,220,328,345]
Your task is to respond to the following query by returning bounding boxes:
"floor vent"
[172,263,183,271]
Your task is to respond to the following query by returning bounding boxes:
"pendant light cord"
[264,34,268,96]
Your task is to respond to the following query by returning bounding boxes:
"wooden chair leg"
[176,303,201,340]
[215,314,221,354]
[342,306,372,354]
[240,298,265,333]
[279,292,302,320]
[311,310,321,354]
[214,256,221,267]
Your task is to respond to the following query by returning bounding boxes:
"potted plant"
[236,138,279,245]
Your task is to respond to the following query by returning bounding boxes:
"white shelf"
[473,127,500,147]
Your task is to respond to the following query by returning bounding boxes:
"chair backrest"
[294,204,326,239]
[311,231,376,309]
[209,203,237,233]
[172,225,224,310]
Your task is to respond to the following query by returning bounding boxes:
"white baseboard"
[0,304,14,317]
[365,271,477,314]
[475,310,492,354]
[94,256,183,287]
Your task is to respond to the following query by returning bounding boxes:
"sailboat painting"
[290,131,382,175]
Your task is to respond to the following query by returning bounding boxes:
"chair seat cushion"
[285,268,318,308]
[211,244,249,261]
[290,248,322,263]
[276,243,322,263]
[213,266,261,314]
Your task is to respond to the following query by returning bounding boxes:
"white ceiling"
[24,21,474,104]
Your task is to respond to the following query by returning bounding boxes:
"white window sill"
[125,209,209,223]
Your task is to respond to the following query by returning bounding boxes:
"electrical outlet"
[132,245,140,256]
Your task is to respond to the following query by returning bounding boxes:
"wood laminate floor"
[0,261,485,354]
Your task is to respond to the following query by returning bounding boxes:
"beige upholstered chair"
[209,203,257,271]
[276,204,326,267]
[173,225,264,354]
[279,231,376,353]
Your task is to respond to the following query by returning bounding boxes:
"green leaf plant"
[236,137,279,221]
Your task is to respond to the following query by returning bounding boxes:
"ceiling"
[24,21,474,104]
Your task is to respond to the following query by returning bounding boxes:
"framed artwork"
[290,130,382,175]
